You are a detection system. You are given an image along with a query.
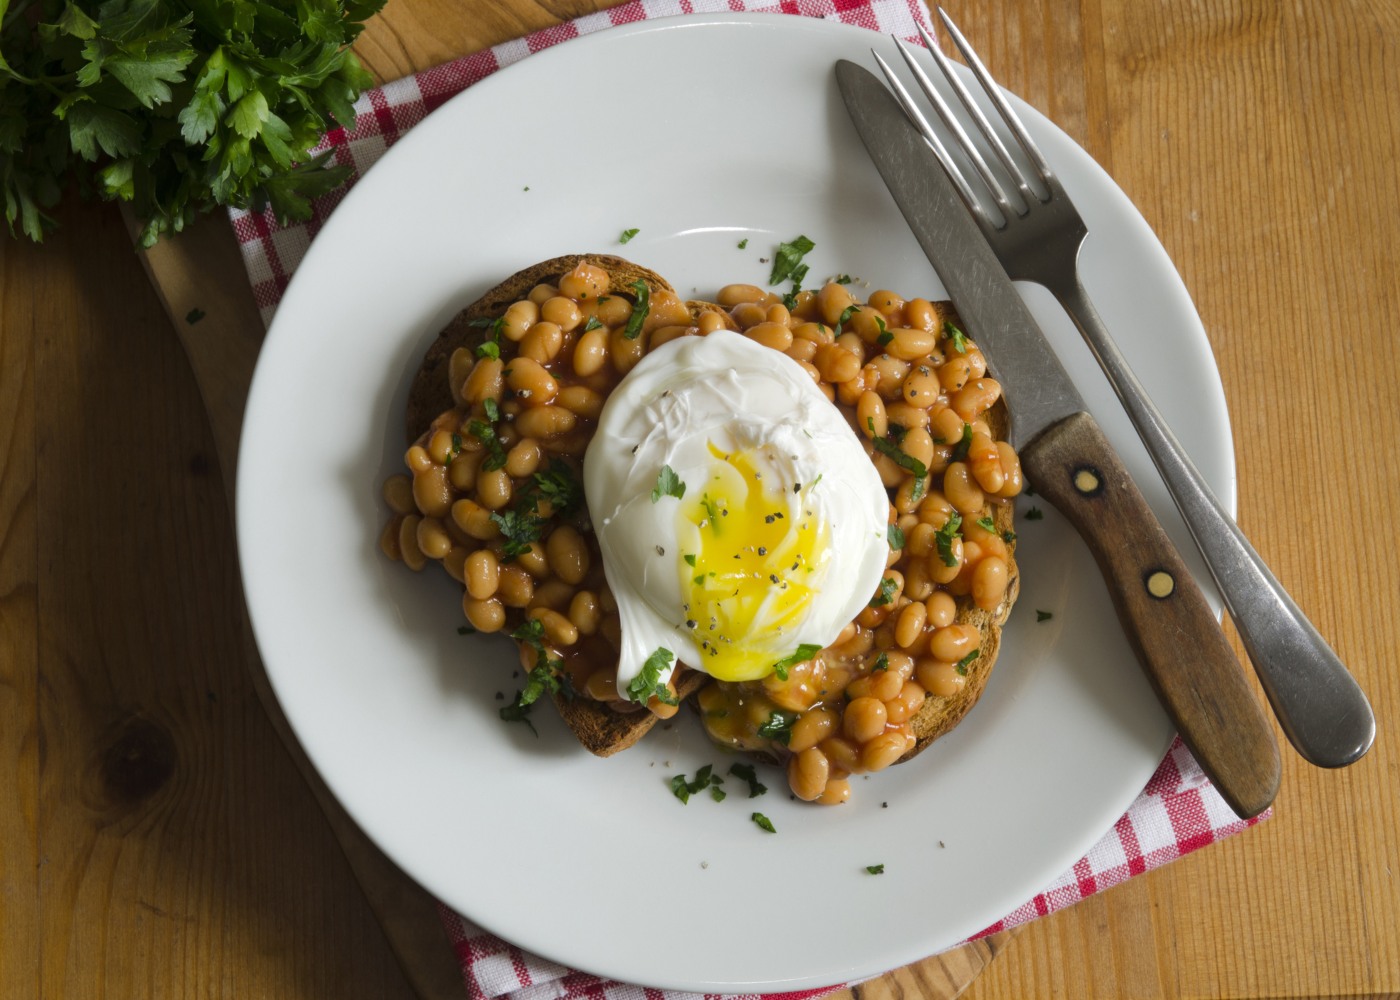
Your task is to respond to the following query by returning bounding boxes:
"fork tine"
[889,36,1018,221]
[869,49,996,230]
[934,7,1054,189]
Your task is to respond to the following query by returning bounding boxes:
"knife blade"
[836,58,1280,819]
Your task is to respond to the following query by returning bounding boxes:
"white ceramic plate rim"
[236,13,1234,993]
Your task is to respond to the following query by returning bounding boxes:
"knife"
[836,58,1280,819]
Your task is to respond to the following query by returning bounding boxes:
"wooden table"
[3,1,1397,997]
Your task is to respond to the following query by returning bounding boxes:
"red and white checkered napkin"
[227,1,1269,996]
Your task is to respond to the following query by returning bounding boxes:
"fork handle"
[1051,269,1375,768]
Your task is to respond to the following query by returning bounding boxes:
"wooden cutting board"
[130,148,1016,1000]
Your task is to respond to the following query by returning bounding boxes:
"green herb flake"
[650,464,686,503]
[950,423,974,463]
[185,307,206,325]
[769,235,815,286]
[582,315,604,332]
[756,711,796,745]
[728,763,769,798]
[751,812,777,834]
[1025,506,1045,521]
[627,647,678,706]
[955,648,980,675]
[976,515,997,533]
[619,227,639,244]
[684,553,697,567]
[887,523,905,550]
[738,238,749,249]
[1037,610,1054,623]
[935,512,963,568]
[670,763,724,804]
[865,864,886,875]
[869,575,898,607]
[770,643,821,681]
[871,651,890,672]
[944,321,969,354]
[623,279,651,339]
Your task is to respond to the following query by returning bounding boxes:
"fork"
[873,8,1374,769]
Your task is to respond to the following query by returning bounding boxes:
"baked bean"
[585,667,619,702]
[450,497,498,540]
[528,579,574,612]
[527,283,557,305]
[505,357,558,405]
[841,305,885,342]
[916,658,966,697]
[513,540,550,578]
[448,348,473,405]
[816,282,856,326]
[860,731,908,772]
[930,623,980,663]
[788,747,831,801]
[972,556,1010,611]
[904,297,937,332]
[786,338,818,362]
[415,517,452,560]
[888,327,937,361]
[476,468,512,511]
[540,295,583,331]
[847,666,904,702]
[519,321,563,363]
[573,326,609,377]
[514,405,576,440]
[649,683,680,719]
[815,777,851,805]
[792,321,834,345]
[382,474,414,515]
[843,696,888,744]
[528,607,579,647]
[448,449,482,492]
[926,590,957,628]
[788,707,839,753]
[813,342,862,383]
[895,600,927,648]
[558,262,609,300]
[545,525,589,584]
[885,401,931,430]
[965,347,987,378]
[995,441,1024,497]
[441,545,467,584]
[463,357,504,405]
[405,444,432,475]
[943,461,985,514]
[568,591,601,636]
[556,385,604,421]
[968,431,1005,493]
[464,549,500,600]
[745,321,793,352]
[718,283,765,308]
[819,736,860,774]
[463,595,505,632]
[938,355,972,392]
[412,465,452,518]
[609,324,646,373]
[951,377,1002,421]
[504,439,542,479]
[696,309,727,334]
[500,299,538,342]
[497,564,535,608]
[885,680,926,724]
[902,365,941,407]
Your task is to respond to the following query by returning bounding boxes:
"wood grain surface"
[2,2,1397,999]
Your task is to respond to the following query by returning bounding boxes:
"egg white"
[584,330,889,699]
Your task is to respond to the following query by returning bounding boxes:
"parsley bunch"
[1,0,383,245]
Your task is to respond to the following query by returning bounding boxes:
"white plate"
[237,13,1233,994]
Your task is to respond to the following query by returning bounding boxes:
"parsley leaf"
[950,423,974,463]
[751,812,777,833]
[869,575,898,607]
[499,619,570,732]
[955,648,980,675]
[619,227,639,243]
[623,279,650,339]
[944,321,969,353]
[887,523,905,550]
[756,711,796,745]
[865,864,886,875]
[728,763,769,798]
[1025,507,1045,521]
[626,647,678,706]
[872,436,928,479]
[934,512,963,568]
[650,465,686,503]
[1037,610,1054,622]
[770,643,821,681]
[670,764,724,804]
[769,235,815,285]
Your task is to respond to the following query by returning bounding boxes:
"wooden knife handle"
[1020,411,1280,818]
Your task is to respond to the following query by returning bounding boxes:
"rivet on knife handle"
[1022,411,1281,819]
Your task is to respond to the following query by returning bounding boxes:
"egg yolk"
[677,446,829,681]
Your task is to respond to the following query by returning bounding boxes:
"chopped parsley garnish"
[955,648,980,675]
[837,304,857,328]
[835,274,854,285]
[684,553,697,567]
[626,647,678,706]
[582,315,604,332]
[935,512,963,568]
[1025,506,1045,521]
[872,436,928,479]
[185,308,206,324]
[950,423,974,463]
[887,523,905,550]
[751,812,777,833]
[976,515,997,534]
[871,651,890,672]
[456,625,476,636]
[700,493,721,528]
[874,314,892,347]
[531,459,583,517]
[756,711,796,745]
[869,576,898,607]
[865,864,886,875]
[489,507,542,558]
[498,619,570,732]
[945,321,969,353]
[771,644,821,681]
[467,418,508,472]
[728,763,769,798]
[619,227,639,243]
[1002,529,1018,543]
[650,465,686,503]
[738,238,749,249]
[670,763,724,804]
[1037,610,1054,622]
[623,279,651,340]
[475,340,501,360]
[483,397,501,423]
[769,235,815,285]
